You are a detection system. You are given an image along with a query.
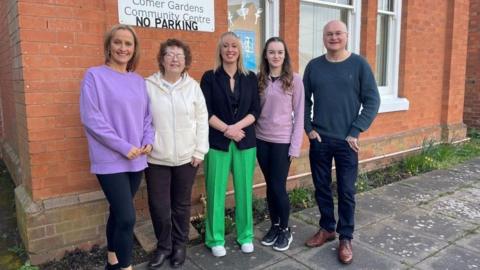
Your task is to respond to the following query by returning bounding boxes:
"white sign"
[118,0,215,32]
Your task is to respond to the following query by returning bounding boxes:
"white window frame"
[265,0,280,38]
[300,0,362,54]
[377,0,409,113]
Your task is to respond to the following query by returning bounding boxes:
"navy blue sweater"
[303,54,380,139]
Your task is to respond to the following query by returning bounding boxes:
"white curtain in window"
[299,2,349,74]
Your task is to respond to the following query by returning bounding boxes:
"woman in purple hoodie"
[79,24,154,270]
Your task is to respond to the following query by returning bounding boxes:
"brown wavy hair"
[258,37,293,94]
[157,38,192,75]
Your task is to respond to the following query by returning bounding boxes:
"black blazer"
[200,68,260,151]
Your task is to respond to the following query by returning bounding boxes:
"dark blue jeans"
[309,135,358,240]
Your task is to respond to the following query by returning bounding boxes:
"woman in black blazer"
[200,31,260,257]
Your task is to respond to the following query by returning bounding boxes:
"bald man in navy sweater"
[303,20,380,265]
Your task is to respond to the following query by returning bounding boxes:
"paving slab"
[371,182,435,207]
[188,236,287,270]
[262,258,311,270]
[424,196,480,225]
[356,222,448,265]
[447,168,480,182]
[400,170,467,195]
[415,245,480,270]
[134,220,200,252]
[254,217,318,256]
[293,201,383,230]
[455,229,480,253]
[473,181,480,189]
[355,193,409,218]
[293,207,322,226]
[450,186,480,205]
[295,240,407,270]
[449,158,480,175]
[391,208,477,242]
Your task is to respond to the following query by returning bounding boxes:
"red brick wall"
[465,0,480,128]
[280,0,300,71]
[18,1,107,201]
[360,0,377,68]
[0,0,31,188]
[17,0,230,201]
[364,0,468,142]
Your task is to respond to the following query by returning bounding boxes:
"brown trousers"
[145,162,198,254]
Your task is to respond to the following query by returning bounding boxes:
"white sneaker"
[211,245,226,257]
[241,242,254,253]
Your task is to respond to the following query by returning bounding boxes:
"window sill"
[379,96,409,113]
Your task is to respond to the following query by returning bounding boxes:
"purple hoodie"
[80,65,154,174]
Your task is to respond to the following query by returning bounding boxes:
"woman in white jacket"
[145,38,209,269]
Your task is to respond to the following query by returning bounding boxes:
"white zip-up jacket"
[145,72,209,166]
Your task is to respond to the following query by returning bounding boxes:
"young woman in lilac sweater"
[80,24,154,270]
[256,37,305,252]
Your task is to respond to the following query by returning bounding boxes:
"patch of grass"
[224,208,236,235]
[7,245,26,258]
[355,174,370,193]
[191,215,205,240]
[357,131,480,191]
[289,186,315,211]
[19,261,39,270]
[252,196,268,223]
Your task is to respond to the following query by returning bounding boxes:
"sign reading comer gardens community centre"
[118,0,215,32]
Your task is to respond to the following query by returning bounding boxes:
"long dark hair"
[258,37,293,94]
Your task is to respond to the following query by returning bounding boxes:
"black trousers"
[145,162,198,254]
[309,135,358,240]
[97,171,142,268]
[256,139,291,228]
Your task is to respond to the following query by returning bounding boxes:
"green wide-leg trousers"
[204,142,256,247]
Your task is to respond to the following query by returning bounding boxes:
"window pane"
[376,14,389,86]
[337,0,353,5]
[379,0,394,11]
[228,0,265,71]
[316,0,353,5]
[299,2,349,74]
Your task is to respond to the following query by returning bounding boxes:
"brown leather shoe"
[305,228,336,247]
[338,239,353,264]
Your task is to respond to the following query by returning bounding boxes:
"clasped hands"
[127,144,153,160]
[223,124,245,142]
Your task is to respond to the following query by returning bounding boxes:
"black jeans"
[309,135,358,240]
[145,162,198,255]
[97,171,142,268]
[256,139,291,228]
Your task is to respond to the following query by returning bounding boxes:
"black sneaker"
[261,224,280,246]
[273,227,293,252]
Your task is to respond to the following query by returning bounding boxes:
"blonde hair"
[103,24,140,72]
[214,32,249,76]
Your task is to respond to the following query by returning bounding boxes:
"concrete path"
[133,158,480,270]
